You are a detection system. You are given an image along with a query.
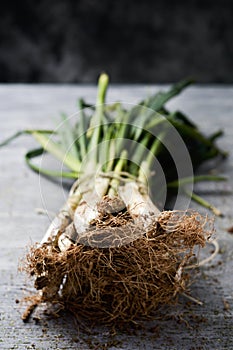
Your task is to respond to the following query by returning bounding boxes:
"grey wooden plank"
[0,84,233,349]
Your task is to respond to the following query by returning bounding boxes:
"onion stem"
[184,189,223,217]
[0,73,227,215]
[87,74,109,163]
[168,175,227,188]
[32,131,81,173]
[108,150,128,196]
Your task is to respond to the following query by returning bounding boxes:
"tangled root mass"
[24,208,212,325]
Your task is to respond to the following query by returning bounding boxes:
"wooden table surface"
[0,84,233,349]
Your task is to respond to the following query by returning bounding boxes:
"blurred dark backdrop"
[0,0,233,83]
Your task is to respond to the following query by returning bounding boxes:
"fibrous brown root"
[23,210,213,325]
[21,294,42,323]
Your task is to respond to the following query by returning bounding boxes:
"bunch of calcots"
[1,74,226,324]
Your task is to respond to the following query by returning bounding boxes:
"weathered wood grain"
[0,85,233,349]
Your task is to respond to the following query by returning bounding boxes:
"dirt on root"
[23,209,213,325]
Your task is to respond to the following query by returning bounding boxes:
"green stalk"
[168,175,227,188]
[138,132,165,185]
[108,150,128,196]
[59,113,80,160]
[168,118,226,158]
[87,73,109,164]
[209,130,224,142]
[32,132,81,173]
[129,134,151,176]
[184,189,223,217]
[100,121,117,170]
[143,79,194,111]
[105,139,116,172]
[111,105,132,157]
[0,129,54,147]
[0,77,227,216]
[25,148,77,178]
[87,73,109,139]
[145,115,167,130]
[77,99,87,159]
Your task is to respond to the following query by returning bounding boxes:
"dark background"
[0,0,233,83]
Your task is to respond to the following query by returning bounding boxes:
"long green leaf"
[0,129,54,147]
[76,99,88,159]
[144,79,194,111]
[184,189,223,217]
[58,113,80,160]
[130,79,194,140]
[32,132,80,173]
[168,175,227,188]
[87,74,109,164]
[168,118,225,157]
[25,148,78,178]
